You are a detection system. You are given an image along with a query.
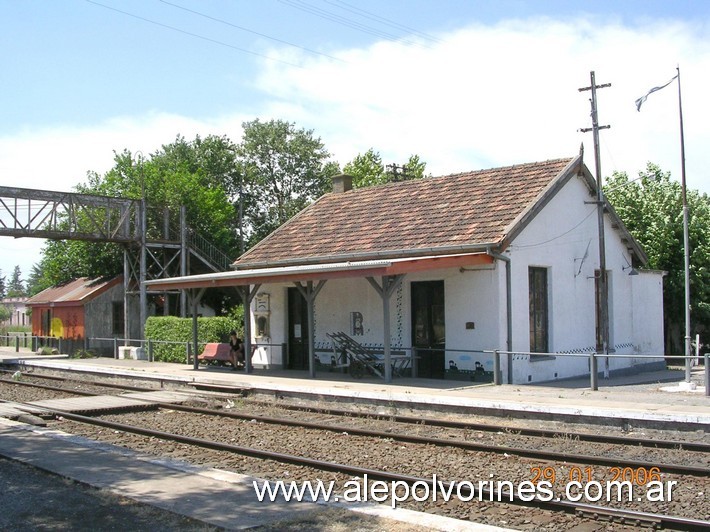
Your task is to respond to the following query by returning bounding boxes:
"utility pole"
[386,163,410,183]
[579,71,611,391]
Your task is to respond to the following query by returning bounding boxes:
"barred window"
[529,267,549,354]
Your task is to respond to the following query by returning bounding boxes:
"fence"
[481,349,707,395]
[90,337,199,364]
[1,334,707,395]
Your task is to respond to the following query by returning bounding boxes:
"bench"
[327,332,411,379]
[198,343,233,366]
[198,342,259,367]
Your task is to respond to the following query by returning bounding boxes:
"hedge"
[144,316,240,363]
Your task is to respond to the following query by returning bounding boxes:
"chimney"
[332,174,353,193]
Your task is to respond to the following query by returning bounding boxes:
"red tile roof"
[26,276,122,306]
[235,157,579,268]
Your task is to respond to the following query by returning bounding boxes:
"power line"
[85,0,304,68]
[278,0,433,49]
[509,207,597,249]
[159,0,347,63]
[323,0,443,44]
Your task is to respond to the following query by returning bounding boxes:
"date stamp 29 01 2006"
[529,466,677,503]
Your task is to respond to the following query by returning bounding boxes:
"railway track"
[3,370,708,452]
[1,376,708,477]
[25,404,710,531]
[2,372,709,530]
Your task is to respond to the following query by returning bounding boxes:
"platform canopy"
[143,251,494,291]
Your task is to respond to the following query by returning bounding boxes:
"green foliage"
[26,264,49,297]
[0,305,10,323]
[6,266,25,297]
[605,163,710,352]
[144,316,238,363]
[34,134,241,288]
[343,148,384,188]
[70,349,97,359]
[235,119,339,246]
[343,149,429,189]
[5,325,30,333]
[224,304,245,336]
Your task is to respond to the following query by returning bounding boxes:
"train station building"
[147,152,665,384]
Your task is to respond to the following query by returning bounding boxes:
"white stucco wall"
[248,263,500,372]
[631,271,665,357]
[505,173,665,383]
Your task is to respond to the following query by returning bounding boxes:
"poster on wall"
[351,312,363,336]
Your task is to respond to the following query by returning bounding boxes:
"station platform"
[0,349,706,531]
[1,348,708,431]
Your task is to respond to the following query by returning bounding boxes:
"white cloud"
[2,15,709,279]
[0,112,247,192]
[258,16,710,189]
[0,111,248,277]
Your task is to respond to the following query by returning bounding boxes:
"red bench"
[198,343,233,365]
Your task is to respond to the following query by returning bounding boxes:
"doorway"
[411,280,445,379]
[287,287,309,370]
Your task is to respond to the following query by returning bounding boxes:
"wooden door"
[411,281,446,379]
[287,287,309,370]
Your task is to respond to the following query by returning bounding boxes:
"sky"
[1,0,710,281]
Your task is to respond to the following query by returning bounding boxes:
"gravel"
[1,373,708,531]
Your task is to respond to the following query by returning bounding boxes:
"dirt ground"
[0,457,434,531]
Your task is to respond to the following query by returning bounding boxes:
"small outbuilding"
[0,297,29,328]
[25,276,137,346]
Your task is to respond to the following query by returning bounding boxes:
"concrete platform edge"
[0,418,500,531]
[5,358,709,431]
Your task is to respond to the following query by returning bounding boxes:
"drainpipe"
[487,248,512,384]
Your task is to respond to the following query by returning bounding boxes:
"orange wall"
[31,306,85,339]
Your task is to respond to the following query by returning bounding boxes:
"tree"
[343,149,429,189]
[26,263,49,297]
[604,163,710,353]
[35,135,241,288]
[0,305,11,324]
[234,119,340,246]
[343,148,384,188]
[0,272,6,299]
[6,266,25,297]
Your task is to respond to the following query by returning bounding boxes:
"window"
[41,309,52,337]
[529,267,549,354]
[112,302,124,335]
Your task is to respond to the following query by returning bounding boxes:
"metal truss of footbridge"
[0,185,233,337]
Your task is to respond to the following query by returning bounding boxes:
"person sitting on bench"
[229,330,244,370]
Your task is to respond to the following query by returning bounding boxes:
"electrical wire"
[278,0,433,49]
[323,0,443,44]
[159,0,346,63]
[85,0,304,68]
[509,206,597,249]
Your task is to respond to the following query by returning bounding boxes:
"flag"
[635,74,678,111]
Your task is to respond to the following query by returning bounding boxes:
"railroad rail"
[2,370,707,452]
[37,407,710,531]
[1,376,708,479]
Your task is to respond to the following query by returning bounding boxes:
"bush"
[144,316,239,363]
[70,349,97,359]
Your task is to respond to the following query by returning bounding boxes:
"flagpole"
[677,65,692,383]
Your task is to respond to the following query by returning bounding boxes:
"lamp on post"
[622,265,639,276]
